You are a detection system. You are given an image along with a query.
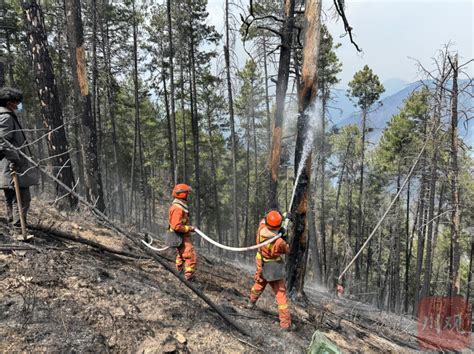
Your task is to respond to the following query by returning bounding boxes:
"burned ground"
[1,201,430,352]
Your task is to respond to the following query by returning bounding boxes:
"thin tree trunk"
[244,117,250,247]
[449,54,461,295]
[205,98,222,253]
[189,40,201,228]
[377,229,383,308]
[179,57,188,183]
[162,69,175,187]
[224,0,238,245]
[5,31,14,85]
[251,88,258,229]
[166,0,177,184]
[327,138,352,285]
[0,61,5,87]
[392,162,402,312]
[319,90,327,278]
[413,176,427,316]
[356,108,367,285]
[404,177,412,313]
[102,0,124,221]
[421,81,445,300]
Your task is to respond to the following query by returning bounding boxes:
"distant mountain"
[327,80,473,146]
[380,78,410,99]
[327,78,410,123]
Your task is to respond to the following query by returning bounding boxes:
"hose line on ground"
[141,238,170,252]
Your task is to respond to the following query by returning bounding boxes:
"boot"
[281,323,297,332]
[246,298,257,309]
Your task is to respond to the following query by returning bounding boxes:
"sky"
[207,0,473,88]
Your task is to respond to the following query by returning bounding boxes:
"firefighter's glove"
[283,211,294,222]
[280,228,288,242]
[186,226,196,233]
[9,162,17,172]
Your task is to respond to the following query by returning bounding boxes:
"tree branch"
[333,0,361,52]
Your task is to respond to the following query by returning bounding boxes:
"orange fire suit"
[250,219,291,329]
[168,198,196,280]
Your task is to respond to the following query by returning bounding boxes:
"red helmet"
[172,183,192,200]
[265,210,283,230]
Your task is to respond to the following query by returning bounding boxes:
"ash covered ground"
[1,200,431,352]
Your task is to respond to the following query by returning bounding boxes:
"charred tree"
[22,0,78,208]
[162,69,175,186]
[101,2,125,221]
[189,41,201,228]
[286,0,322,298]
[268,0,296,209]
[0,60,4,87]
[224,0,238,244]
[449,54,461,295]
[166,0,177,184]
[64,0,105,212]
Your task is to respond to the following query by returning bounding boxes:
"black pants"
[4,187,31,225]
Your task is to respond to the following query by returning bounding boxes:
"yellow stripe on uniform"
[251,287,262,295]
[185,266,194,272]
[278,304,288,310]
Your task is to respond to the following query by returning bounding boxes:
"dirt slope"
[1,201,425,352]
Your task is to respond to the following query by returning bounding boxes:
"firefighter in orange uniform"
[249,210,292,330]
[169,184,197,280]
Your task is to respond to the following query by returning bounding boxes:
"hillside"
[1,199,428,352]
[329,80,473,145]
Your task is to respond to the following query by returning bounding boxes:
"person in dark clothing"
[0,87,39,225]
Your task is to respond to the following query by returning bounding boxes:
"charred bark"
[224,0,238,245]
[22,0,78,209]
[166,0,177,184]
[64,0,105,212]
[449,54,461,295]
[286,0,322,298]
[268,0,296,209]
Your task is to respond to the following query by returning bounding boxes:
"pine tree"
[347,65,384,289]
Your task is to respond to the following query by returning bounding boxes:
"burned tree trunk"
[0,60,5,87]
[205,96,222,251]
[101,4,125,220]
[286,0,322,298]
[162,69,175,186]
[224,0,238,244]
[189,41,201,228]
[268,0,296,209]
[449,54,461,295]
[166,0,177,184]
[22,0,78,209]
[64,0,105,212]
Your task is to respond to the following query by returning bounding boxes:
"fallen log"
[0,244,39,251]
[29,223,143,259]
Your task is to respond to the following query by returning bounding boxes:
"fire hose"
[142,218,290,253]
